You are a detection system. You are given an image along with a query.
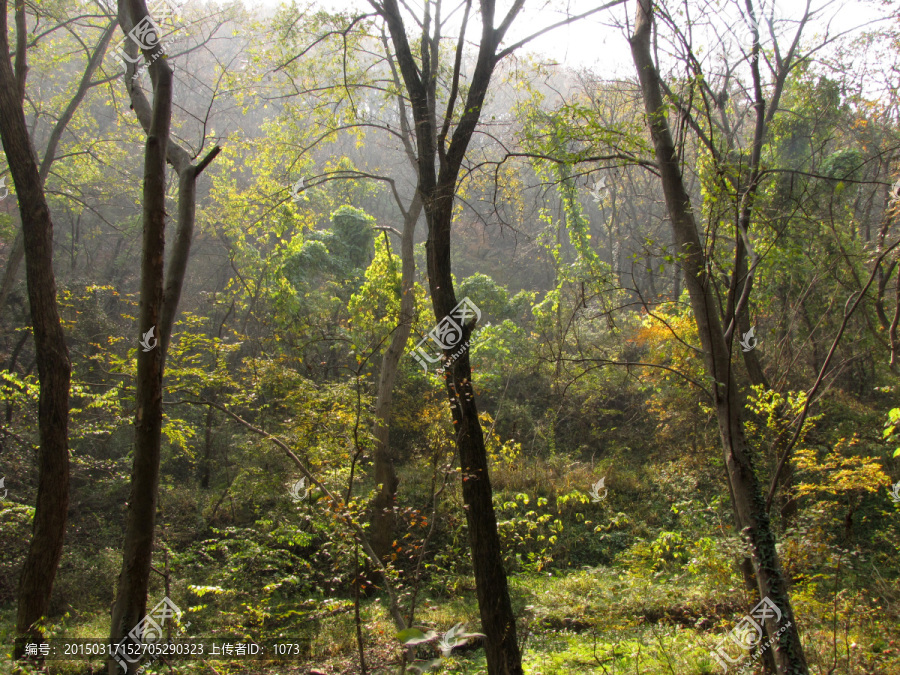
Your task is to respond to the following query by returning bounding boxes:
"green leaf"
[396,628,436,645]
[188,585,227,597]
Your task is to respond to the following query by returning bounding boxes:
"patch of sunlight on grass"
[521,625,719,675]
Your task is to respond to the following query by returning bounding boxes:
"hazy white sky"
[237,0,887,76]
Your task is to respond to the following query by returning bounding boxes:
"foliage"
[0,1,899,673]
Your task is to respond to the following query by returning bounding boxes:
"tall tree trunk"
[376,0,525,668]
[427,203,523,673]
[370,195,421,561]
[0,0,72,658]
[107,2,218,671]
[629,1,808,672]
[107,3,172,670]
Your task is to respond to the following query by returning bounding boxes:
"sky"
[236,0,890,76]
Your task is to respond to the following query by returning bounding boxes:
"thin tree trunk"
[0,0,71,658]
[4,329,31,427]
[370,195,421,561]
[200,395,214,489]
[0,231,25,318]
[629,1,808,672]
[107,1,220,666]
[427,197,523,674]
[734,239,769,389]
[377,0,526,667]
[733,238,774,664]
[199,306,232,489]
[107,2,172,669]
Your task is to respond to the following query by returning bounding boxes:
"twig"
[177,396,408,632]
[405,455,451,626]
[650,623,676,675]
[766,237,900,510]
[826,551,841,675]
[354,542,368,674]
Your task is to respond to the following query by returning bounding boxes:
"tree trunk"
[0,231,25,320]
[107,3,172,668]
[629,1,808,672]
[0,1,72,658]
[200,393,214,489]
[108,1,169,670]
[734,239,769,389]
[377,0,525,668]
[426,196,523,674]
[107,2,221,668]
[370,195,421,561]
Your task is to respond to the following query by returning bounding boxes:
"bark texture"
[629,1,808,672]
[107,3,172,670]
[0,0,72,658]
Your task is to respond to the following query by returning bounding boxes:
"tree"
[373,1,527,669]
[629,0,809,670]
[0,0,81,658]
[0,10,118,323]
[0,4,119,657]
[106,0,220,671]
[262,10,428,563]
[371,0,621,670]
[369,197,421,562]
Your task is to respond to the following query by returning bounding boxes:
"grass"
[2,562,899,674]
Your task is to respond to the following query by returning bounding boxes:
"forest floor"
[2,565,899,675]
